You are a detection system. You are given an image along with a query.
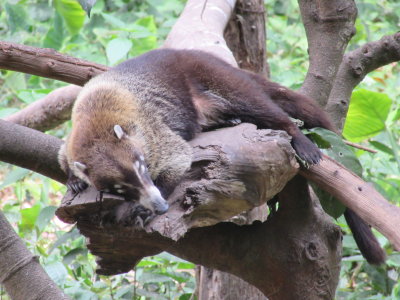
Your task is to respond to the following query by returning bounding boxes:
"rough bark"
[301,155,400,251]
[74,176,341,300]
[224,0,268,75]
[0,213,69,300]
[0,41,107,85]
[56,124,299,236]
[198,0,269,297]
[0,119,65,183]
[298,0,357,107]
[326,32,400,130]
[196,267,269,300]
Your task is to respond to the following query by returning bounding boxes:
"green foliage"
[0,0,399,299]
[343,89,392,142]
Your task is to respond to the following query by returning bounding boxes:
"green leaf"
[139,271,173,284]
[50,226,81,252]
[343,89,392,142]
[54,0,86,36]
[43,12,65,50]
[36,206,57,232]
[0,168,30,189]
[20,204,41,231]
[63,248,87,265]
[45,262,68,285]
[4,72,27,92]
[106,38,132,65]
[131,16,158,55]
[17,89,51,104]
[369,140,395,156]
[0,108,19,118]
[5,3,28,33]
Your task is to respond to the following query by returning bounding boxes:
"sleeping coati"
[58,48,386,264]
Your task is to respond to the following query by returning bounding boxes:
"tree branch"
[164,0,237,65]
[76,176,342,300]
[298,0,357,107]
[0,41,108,86]
[0,119,65,183]
[301,155,400,251]
[0,212,69,300]
[326,32,400,129]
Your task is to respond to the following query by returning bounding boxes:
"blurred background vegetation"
[0,0,399,299]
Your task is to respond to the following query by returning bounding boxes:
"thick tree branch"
[76,176,342,300]
[0,119,65,183]
[4,85,81,131]
[301,155,400,251]
[298,0,357,107]
[164,0,237,65]
[0,212,69,300]
[0,41,108,86]
[326,32,400,129]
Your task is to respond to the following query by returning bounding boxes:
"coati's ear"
[114,124,125,140]
[74,161,87,174]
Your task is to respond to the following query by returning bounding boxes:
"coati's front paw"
[291,134,322,165]
[113,202,155,227]
[67,175,88,194]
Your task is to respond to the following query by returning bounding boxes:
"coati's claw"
[67,176,88,194]
[291,134,322,165]
[113,201,155,227]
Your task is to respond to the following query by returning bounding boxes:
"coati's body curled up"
[59,49,386,264]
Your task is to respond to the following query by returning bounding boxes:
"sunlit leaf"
[36,206,57,232]
[20,204,41,231]
[343,89,392,142]
[43,12,65,50]
[106,38,132,65]
[54,0,86,35]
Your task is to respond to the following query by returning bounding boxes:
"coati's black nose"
[154,201,169,215]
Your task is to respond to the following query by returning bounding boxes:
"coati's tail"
[344,208,386,265]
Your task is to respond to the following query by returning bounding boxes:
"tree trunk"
[195,0,269,298]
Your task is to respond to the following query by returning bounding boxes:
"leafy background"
[0,0,399,299]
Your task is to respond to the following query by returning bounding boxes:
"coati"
[58,48,386,264]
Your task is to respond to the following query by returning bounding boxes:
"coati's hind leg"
[190,72,322,164]
[248,74,336,131]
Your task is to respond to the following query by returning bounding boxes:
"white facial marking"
[139,185,163,211]
[114,184,122,189]
[134,161,140,170]
[140,164,146,174]
[74,161,87,172]
[139,155,145,161]
[117,189,125,194]
[114,124,124,140]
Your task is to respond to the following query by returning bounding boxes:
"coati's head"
[70,124,169,215]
